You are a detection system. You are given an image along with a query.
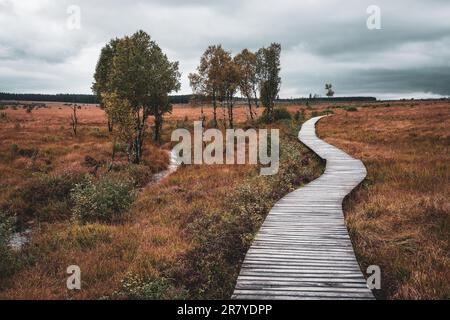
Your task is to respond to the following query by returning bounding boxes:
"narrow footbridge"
[232,116,374,300]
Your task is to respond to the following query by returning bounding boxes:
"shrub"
[0,215,16,282]
[119,273,186,300]
[113,142,127,154]
[345,106,358,112]
[0,215,13,253]
[258,107,291,123]
[125,164,154,188]
[16,146,39,158]
[0,111,7,121]
[8,144,38,159]
[6,171,88,225]
[71,175,136,223]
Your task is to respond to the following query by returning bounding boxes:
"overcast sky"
[1,0,449,99]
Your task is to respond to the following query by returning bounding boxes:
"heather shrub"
[7,171,88,224]
[119,273,187,300]
[0,215,16,283]
[345,106,358,112]
[71,175,136,223]
[258,107,291,123]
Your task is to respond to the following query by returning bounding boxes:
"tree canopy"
[92,30,180,164]
[257,43,282,123]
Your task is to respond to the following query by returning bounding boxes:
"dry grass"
[0,104,168,218]
[317,100,450,300]
[0,102,322,299]
[4,99,447,300]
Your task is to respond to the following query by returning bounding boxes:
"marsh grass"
[318,102,450,299]
[0,104,324,299]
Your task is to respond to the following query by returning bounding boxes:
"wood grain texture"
[232,116,374,300]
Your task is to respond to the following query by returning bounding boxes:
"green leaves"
[92,30,181,159]
[71,175,136,223]
[257,43,282,123]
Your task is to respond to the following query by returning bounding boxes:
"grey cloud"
[0,0,449,98]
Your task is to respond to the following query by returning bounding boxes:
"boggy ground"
[1,99,448,299]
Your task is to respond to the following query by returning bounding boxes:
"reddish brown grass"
[0,103,320,299]
[317,101,450,299]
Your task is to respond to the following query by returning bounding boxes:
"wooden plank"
[232,116,374,300]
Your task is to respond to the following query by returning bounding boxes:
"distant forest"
[0,92,377,104]
[0,93,192,104]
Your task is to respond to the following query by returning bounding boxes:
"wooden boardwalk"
[232,116,374,300]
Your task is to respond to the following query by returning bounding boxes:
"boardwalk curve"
[232,116,374,300]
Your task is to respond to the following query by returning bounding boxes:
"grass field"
[318,101,450,299]
[0,102,322,299]
[0,100,448,299]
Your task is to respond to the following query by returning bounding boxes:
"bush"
[8,144,40,159]
[125,164,154,188]
[0,215,13,253]
[258,107,291,123]
[119,273,186,300]
[345,106,358,112]
[0,215,16,282]
[71,175,136,223]
[7,171,88,224]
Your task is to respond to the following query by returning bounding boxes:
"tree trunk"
[70,106,78,136]
[107,117,113,133]
[268,102,274,123]
[247,97,254,121]
[212,92,218,128]
[222,101,227,129]
[153,113,163,144]
[253,88,259,108]
[133,114,144,164]
[228,95,234,129]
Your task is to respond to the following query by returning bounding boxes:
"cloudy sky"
[1,0,449,99]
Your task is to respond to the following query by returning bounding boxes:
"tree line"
[189,43,282,128]
[0,92,192,105]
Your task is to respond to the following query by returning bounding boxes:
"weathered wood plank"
[232,116,374,300]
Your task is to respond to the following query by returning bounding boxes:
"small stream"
[146,149,180,186]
